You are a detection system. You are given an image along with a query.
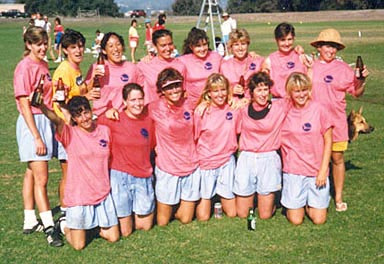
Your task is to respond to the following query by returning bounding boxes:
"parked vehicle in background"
[1,9,28,18]
[130,9,146,18]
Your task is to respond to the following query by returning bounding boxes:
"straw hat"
[310,28,345,50]
[222,12,229,17]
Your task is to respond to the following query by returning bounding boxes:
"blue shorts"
[16,114,53,162]
[234,151,282,196]
[52,135,67,160]
[66,192,118,230]
[155,166,201,205]
[222,34,229,44]
[200,155,236,199]
[281,173,330,210]
[110,169,155,217]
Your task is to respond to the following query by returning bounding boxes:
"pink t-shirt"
[85,60,139,116]
[98,111,155,178]
[179,51,222,106]
[149,98,198,176]
[239,99,290,153]
[56,124,111,207]
[194,104,240,170]
[137,57,186,105]
[14,56,53,114]
[311,59,356,142]
[281,101,333,177]
[267,50,307,98]
[220,55,264,97]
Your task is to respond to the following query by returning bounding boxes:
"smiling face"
[317,44,338,63]
[190,39,209,59]
[64,42,84,66]
[155,35,175,60]
[252,83,270,107]
[103,35,123,65]
[276,33,294,54]
[125,89,145,118]
[209,84,228,107]
[162,83,183,106]
[290,87,310,108]
[231,40,249,60]
[72,108,93,131]
[27,40,48,62]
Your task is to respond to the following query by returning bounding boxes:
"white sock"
[39,210,54,229]
[24,209,38,228]
[60,207,67,214]
[60,219,67,235]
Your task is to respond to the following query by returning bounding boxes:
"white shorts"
[200,155,236,199]
[110,169,155,217]
[52,135,67,160]
[281,173,330,210]
[130,40,138,48]
[66,193,118,230]
[155,166,201,205]
[16,114,53,162]
[234,151,282,196]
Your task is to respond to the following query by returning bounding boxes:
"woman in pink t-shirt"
[179,27,222,107]
[149,68,200,226]
[281,72,333,225]
[86,32,139,117]
[39,96,120,250]
[309,29,369,212]
[220,29,264,105]
[13,26,63,247]
[262,22,307,99]
[194,73,240,220]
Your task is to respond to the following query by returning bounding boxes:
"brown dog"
[347,106,374,141]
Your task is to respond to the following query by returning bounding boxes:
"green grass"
[0,16,383,263]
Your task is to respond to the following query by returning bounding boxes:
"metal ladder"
[196,0,223,52]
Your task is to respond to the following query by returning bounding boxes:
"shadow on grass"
[345,160,362,171]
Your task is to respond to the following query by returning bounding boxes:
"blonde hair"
[23,26,48,57]
[285,72,312,98]
[228,29,250,48]
[197,73,232,107]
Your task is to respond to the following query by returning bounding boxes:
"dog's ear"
[358,106,363,115]
[347,111,356,142]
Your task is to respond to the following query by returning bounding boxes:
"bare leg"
[157,201,173,226]
[59,160,68,208]
[221,197,236,218]
[135,213,154,231]
[236,194,254,218]
[286,208,305,225]
[100,225,120,243]
[131,47,136,63]
[306,207,327,225]
[65,228,86,251]
[257,193,275,219]
[332,151,345,205]
[119,216,133,237]
[29,161,50,212]
[23,167,34,210]
[196,199,211,221]
[175,200,196,224]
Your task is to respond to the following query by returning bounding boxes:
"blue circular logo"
[249,63,256,71]
[287,61,295,69]
[76,75,83,86]
[226,112,233,120]
[140,128,149,138]
[120,74,129,82]
[302,123,312,132]
[183,111,191,120]
[46,73,52,82]
[204,62,213,70]
[99,139,108,147]
[324,75,333,83]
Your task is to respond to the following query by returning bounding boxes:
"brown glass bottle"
[93,76,101,99]
[355,56,364,80]
[55,77,66,103]
[31,74,45,107]
[236,75,245,99]
[97,52,105,65]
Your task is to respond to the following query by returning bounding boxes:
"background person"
[128,19,139,63]
[220,12,236,46]
[13,26,63,247]
[53,17,64,63]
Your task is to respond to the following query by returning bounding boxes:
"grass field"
[0,12,383,263]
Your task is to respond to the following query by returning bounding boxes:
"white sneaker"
[54,57,62,63]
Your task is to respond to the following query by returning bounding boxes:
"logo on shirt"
[99,139,108,147]
[249,63,256,71]
[324,75,334,83]
[287,61,295,69]
[76,75,83,86]
[183,111,191,120]
[46,73,52,82]
[204,62,213,70]
[140,128,149,139]
[302,123,312,132]
[226,112,233,120]
[120,74,129,82]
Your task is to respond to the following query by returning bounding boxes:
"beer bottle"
[247,207,256,231]
[355,56,364,80]
[93,76,101,99]
[96,52,105,75]
[236,75,245,99]
[31,74,45,107]
[55,77,66,103]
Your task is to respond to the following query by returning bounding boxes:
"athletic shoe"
[44,226,64,247]
[23,219,44,234]
[55,213,66,235]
